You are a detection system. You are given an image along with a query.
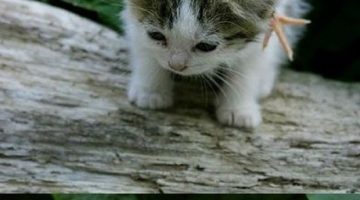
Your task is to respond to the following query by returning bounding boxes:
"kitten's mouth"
[167,68,191,76]
[166,66,214,77]
[158,61,215,76]
[168,65,188,74]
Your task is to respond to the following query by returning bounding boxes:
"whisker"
[219,66,248,80]
[199,74,209,106]
[205,74,229,104]
[202,74,219,103]
[221,70,249,92]
[213,72,244,101]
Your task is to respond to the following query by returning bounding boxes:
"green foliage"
[37,0,123,32]
[63,0,123,31]
[307,194,360,200]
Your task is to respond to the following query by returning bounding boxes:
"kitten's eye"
[147,31,166,41]
[195,42,218,52]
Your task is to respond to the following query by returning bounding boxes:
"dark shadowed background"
[37,0,359,82]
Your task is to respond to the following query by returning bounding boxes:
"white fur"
[123,0,309,128]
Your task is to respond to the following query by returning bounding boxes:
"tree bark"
[0,0,359,193]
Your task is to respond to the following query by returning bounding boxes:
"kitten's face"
[128,0,275,76]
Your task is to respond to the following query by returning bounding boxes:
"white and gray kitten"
[122,0,309,128]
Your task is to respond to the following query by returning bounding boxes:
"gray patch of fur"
[128,0,277,41]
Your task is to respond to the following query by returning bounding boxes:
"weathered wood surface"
[0,0,359,193]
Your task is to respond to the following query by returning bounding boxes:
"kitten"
[122,0,309,128]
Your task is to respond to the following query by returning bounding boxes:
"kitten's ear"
[259,0,277,19]
[126,0,173,26]
[226,0,275,20]
[127,0,155,9]
[245,0,277,19]
[125,0,149,19]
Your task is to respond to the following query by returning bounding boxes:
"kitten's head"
[127,0,275,76]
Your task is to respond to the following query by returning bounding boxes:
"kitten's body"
[123,0,309,128]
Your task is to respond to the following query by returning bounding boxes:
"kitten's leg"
[216,60,269,128]
[128,54,173,109]
[259,67,278,99]
[216,71,262,128]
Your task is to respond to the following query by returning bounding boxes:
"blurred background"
[36,0,359,82]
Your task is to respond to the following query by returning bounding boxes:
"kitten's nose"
[169,52,189,72]
[169,63,188,72]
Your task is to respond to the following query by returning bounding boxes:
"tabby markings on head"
[129,0,275,42]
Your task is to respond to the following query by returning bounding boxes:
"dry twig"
[263,13,311,61]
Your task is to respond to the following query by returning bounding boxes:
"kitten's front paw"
[216,103,262,129]
[128,86,173,110]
